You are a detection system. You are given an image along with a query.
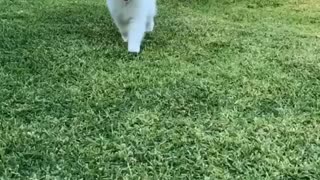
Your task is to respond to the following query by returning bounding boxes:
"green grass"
[1,0,320,179]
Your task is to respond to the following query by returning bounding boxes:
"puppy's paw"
[121,32,128,42]
[122,36,128,42]
[128,47,140,53]
[128,44,140,53]
[146,23,154,32]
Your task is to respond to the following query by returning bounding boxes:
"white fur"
[106,0,157,53]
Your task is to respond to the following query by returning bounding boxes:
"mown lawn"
[1,0,320,179]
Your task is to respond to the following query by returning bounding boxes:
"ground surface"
[1,0,320,179]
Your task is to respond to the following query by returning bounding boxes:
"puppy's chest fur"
[117,11,133,25]
[109,1,138,25]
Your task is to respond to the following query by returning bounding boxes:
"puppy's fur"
[106,0,157,53]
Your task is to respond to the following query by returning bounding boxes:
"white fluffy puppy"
[106,0,157,53]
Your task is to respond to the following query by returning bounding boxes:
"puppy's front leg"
[146,16,155,32]
[128,18,146,53]
[113,19,128,42]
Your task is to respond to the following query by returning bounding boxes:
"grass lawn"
[1,0,320,179]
